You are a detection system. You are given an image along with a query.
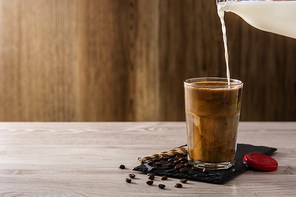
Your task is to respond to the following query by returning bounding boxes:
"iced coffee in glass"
[184,77,243,170]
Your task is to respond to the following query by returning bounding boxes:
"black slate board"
[133,143,277,184]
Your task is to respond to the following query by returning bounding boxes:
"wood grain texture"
[0,0,77,121]
[158,0,225,120]
[0,0,295,121]
[0,122,295,196]
[77,0,160,121]
[77,0,131,121]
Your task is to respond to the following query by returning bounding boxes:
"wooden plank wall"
[0,0,295,121]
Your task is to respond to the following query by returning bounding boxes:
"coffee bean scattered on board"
[175,164,184,170]
[147,173,155,176]
[148,174,155,180]
[167,158,174,163]
[178,157,186,162]
[185,163,192,167]
[162,156,170,160]
[175,183,183,188]
[147,160,154,165]
[180,167,189,173]
[203,168,209,173]
[153,157,160,162]
[126,178,132,183]
[161,175,168,180]
[180,179,187,183]
[192,166,199,171]
[129,173,135,179]
[119,165,125,169]
[158,184,166,189]
[174,160,180,165]
[167,162,175,167]
[155,161,162,166]
[146,180,153,185]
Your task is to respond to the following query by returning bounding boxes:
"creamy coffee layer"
[185,81,243,163]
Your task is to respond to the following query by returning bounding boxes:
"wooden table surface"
[0,122,295,196]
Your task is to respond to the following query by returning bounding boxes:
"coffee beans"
[148,174,155,180]
[174,160,180,165]
[175,183,182,188]
[161,175,168,180]
[175,163,184,170]
[129,173,135,179]
[162,156,170,160]
[185,163,192,167]
[167,162,174,167]
[175,154,183,159]
[122,152,194,189]
[203,168,209,173]
[178,157,187,162]
[153,157,160,162]
[126,178,132,183]
[180,167,189,173]
[158,184,166,189]
[191,166,199,171]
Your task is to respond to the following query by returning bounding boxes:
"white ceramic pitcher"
[217,0,296,39]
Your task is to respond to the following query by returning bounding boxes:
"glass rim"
[184,77,243,88]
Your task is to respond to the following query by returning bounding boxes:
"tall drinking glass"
[184,77,243,170]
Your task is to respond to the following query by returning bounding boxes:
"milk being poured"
[217,0,296,85]
[217,8,231,85]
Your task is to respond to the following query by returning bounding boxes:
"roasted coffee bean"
[185,163,192,167]
[129,173,135,179]
[155,162,162,166]
[180,167,189,173]
[146,180,153,185]
[119,164,125,169]
[174,160,180,165]
[180,160,187,164]
[175,183,182,188]
[167,162,175,167]
[153,157,160,162]
[147,173,155,176]
[147,160,154,165]
[162,156,170,160]
[178,157,186,162]
[167,158,174,163]
[191,166,199,171]
[161,175,168,180]
[158,184,166,189]
[203,168,209,173]
[126,178,132,183]
[180,179,187,183]
[148,174,155,180]
[175,154,183,159]
[175,164,184,170]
